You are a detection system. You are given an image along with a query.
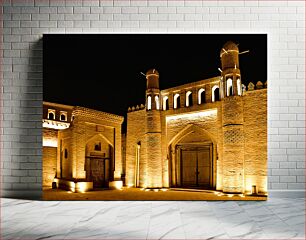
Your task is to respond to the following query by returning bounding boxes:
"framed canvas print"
[43,34,267,200]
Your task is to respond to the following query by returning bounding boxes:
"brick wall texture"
[1,0,305,195]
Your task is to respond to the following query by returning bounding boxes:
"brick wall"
[42,146,56,187]
[1,0,305,197]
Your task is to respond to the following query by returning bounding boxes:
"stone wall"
[42,146,57,187]
[57,127,72,179]
[126,108,146,187]
[222,96,245,193]
[42,128,58,147]
[145,110,162,188]
[42,128,58,187]
[243,89,268,194]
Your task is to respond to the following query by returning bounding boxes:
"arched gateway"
[126,41,267,195]
[168,124,217,189]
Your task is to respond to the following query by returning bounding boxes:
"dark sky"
[43,34,267,132]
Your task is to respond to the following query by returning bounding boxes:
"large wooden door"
[85,156,109,188]
[181,150,197,186]
[197,149,210,186]
[181,146,211,187]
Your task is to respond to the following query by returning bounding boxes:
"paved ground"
[43,187,267,201]
[2,197,304,239]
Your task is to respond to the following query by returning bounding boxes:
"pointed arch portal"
[168,124,217,189]
[85,133,114,188]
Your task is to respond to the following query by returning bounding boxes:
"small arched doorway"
[85,134,113,188]
[168,125,216,189]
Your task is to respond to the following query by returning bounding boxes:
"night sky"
[43,34,267,132]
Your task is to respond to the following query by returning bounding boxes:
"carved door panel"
[197,149,210,186]
[180,147,211,187]
[91,159,105,188]
[181,150,197,186]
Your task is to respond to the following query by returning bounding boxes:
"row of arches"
[147,86,222,111]
[47,109,68,122]
[146,78,242,111]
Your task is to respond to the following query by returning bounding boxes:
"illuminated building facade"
[42,102,124,192]
[126,41,267,194]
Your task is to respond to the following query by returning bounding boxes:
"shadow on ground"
[43,187,267,201]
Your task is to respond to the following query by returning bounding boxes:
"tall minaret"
[220,41,245,193]
[145,69,163,188]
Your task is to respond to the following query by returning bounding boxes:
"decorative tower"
[220,41,245,193]
[145,69,163,188]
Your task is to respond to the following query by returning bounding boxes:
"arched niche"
[167,124,217,189]
[85,134,114,188]
[198,88,205,104]
[212,85,220,102]
[173,93,180,109]
[163,96,169,110]
[186,91,193,107]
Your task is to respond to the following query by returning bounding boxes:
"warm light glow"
[113,181,123,190]
[226,78,233,96]
[161,188,168,192]
[155,95,160,110]
[153,189,159,192]
[237,78,242,96]
[43,119,70,130]
[166,109,217,123]
[147,96,152,110]
[69,181,76,193]
[227,194,233,198]
[75,182,91,193]
[245,176,267,194]
[135,145,140,187]
[43,138,58,147]
[198,88,205,104]
[185,91,192,107]
[127,184,134,188]
[173,93,180,109]
[163,96,168,111]
[211,85,219,102]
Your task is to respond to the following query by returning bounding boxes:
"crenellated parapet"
[242,81,267,93]
[128,104,145,112]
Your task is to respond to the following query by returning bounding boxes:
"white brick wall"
[1,0,305,197]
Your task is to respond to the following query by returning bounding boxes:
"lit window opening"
[147,96,152,110]
[198,88,205,104]
[47,109,55,120]
[173,93,180,109]
[237,78,242,96]
[155,95,160,110]
[163,96,169,110]
[226,78,233,96]
[60,111,67,121]
[186,91,192,107]
[212,86,220,102]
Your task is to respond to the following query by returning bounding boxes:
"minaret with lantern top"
[220,41,245,193]
[145,69,163,188]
